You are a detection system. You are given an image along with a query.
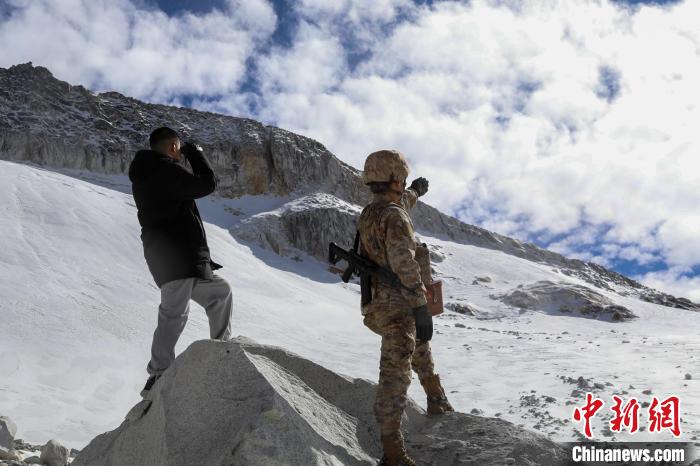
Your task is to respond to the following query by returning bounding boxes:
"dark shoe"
[420,374,454,415]
[140,375,160,398]
[379,431,417,466]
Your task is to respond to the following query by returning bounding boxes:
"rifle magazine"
[360,272,372,306]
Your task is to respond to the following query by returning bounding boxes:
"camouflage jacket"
[358,189,427,315]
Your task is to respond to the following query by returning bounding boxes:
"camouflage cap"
[362,150,410,184]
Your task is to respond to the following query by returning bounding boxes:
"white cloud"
[657,216,700,267]
[295,0,415,52]
[256,21,347,96]
[0,0,276,101]
[225,0,277,35]
[297,0,412,26]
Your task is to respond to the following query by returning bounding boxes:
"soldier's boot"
[378,431,417,466]
[420,374,454,415]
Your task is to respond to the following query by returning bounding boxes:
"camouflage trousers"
[364,307,435,436]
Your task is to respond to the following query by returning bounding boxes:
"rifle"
[329,232,444,315]
[328,231,405,305]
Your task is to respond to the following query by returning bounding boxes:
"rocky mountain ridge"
[1,62,696,311]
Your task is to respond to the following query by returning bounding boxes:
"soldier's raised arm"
[402,176,429,211]
[400,189,418,212]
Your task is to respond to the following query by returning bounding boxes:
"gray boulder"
[40,439,69,466]
[233,192,361,260]
[497,280,636,321]
[0,448,21,461]
[445,301,479,316]
[0,416,16,453]
[74,338,569,466]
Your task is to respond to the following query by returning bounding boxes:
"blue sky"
[1,0,699,300]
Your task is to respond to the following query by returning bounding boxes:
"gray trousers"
[147,274,233,377]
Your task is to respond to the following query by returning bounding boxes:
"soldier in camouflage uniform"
[358,150,453,466]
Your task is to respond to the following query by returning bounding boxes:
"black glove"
[412,304,433,342]
[181,140,203,158]
[409,177,429,197]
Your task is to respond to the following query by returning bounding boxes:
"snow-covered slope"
[2,159,699,452]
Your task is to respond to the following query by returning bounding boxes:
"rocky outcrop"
[233,193,361,259]
[1,62,697,311]
[445,301,479,316]
[0,416,17,452]
[495,280,636,321]
[39,440,69,466]
[0,438,78,465]
[0,416,16,454]
[72,339,569,466]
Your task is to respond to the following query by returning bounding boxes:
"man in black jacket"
[128,127,233,396]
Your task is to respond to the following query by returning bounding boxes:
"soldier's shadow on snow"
[230,234,348,285]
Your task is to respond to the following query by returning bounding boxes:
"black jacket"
[128,147,222,288]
